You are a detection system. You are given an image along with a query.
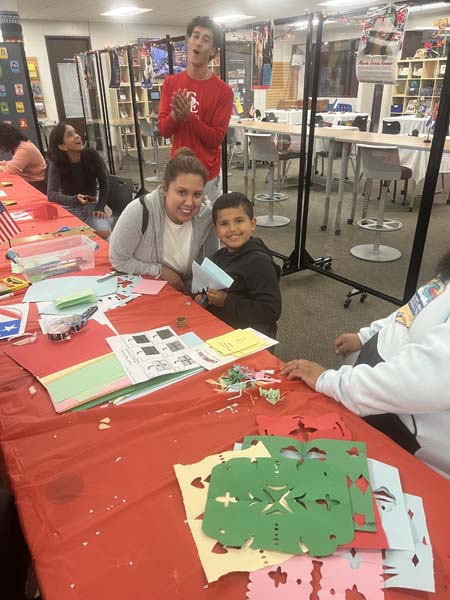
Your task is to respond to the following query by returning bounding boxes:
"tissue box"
[11,235,97,283]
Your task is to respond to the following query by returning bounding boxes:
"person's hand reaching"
[333,333,362,355]
[280,359,326,389]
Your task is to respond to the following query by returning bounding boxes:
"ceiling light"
[410,2,449,12]
[319,0,375,6]
[101,6,152,17]
[213,14,255,24]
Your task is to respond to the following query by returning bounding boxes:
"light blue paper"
[383,493,434,592]
[24,276,118,303]
[179,331,204,349]
[368,458,415,551]
[191,257,234,293]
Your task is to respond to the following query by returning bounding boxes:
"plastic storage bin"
[11,235,97,283]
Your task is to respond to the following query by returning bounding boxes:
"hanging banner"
[252,20,274,90]
[138,39,155,89]
[173,39,187,74]
[108,49,120,88]
[356,4,409,84]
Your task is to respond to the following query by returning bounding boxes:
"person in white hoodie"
[281,249,450,479]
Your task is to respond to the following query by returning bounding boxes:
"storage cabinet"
[390,57,446,116]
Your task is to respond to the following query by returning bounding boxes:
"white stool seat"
[246,132,291,228]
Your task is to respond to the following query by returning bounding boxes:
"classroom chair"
[382,120,401,135]
[350,144,404,263]
[245,132,290,227]
[107,174,134,228]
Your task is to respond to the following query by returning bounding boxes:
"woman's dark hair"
[212,192,254,224]
[48,121,71,164]
[48,121,100,178]
[0,122,27,152]
[162,147,208,188]
[437,248,450,281]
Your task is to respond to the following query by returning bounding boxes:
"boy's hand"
[206,288,228,307]
[334,333,362,355]
[193,293,203,305]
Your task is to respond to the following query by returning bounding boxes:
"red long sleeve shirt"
[158,71,234,180]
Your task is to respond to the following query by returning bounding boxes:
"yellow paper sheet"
[207,329,264,356]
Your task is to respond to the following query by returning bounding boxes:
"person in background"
[195,192,281,338]
[0,123,46,193]
[281,247,450,479]
[47,122,110,240]
[109,148,217,292]
[158,15,234,203]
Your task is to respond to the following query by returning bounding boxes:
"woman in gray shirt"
[109,147,217,292]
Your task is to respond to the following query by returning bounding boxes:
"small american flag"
[0,200,21,244]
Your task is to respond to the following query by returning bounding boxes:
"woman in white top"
[281,248,450,479]
[109,147,217,292]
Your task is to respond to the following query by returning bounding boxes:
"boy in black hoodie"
[197,192,282,338]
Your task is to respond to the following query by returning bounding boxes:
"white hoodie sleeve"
[357,310,397,345]
[316,322,450,417]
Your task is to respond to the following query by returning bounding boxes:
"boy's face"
[214,205,256,252]
[188,26,216,68]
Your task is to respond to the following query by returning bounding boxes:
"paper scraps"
[207,365,282,403]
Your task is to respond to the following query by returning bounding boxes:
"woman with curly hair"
[47,122,110,240]
[0,123,46,192]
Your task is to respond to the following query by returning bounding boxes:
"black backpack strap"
[139,196,149,235]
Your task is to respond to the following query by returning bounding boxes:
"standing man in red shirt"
[158,16,234,203]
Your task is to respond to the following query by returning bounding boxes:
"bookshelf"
[390,57,446,117]
[109,48,163,152]
[26,56,47,118]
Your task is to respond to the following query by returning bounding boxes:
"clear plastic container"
[11,235,97,283]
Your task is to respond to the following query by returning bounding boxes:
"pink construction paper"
[133,279,167,295]
[247,550,383,600]
[320,551,384,599]
[246,557,313,599]
[256,412,352,441]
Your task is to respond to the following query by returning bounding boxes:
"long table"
[235,119,450,234]
[0,176,449,599]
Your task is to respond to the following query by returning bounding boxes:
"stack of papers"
[6,322,204,413]
[191,328,278,370]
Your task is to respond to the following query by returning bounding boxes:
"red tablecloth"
[0,176,449,600]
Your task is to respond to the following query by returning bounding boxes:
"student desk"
[0,177,450,599]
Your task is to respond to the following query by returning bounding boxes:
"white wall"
[21,19,184,123]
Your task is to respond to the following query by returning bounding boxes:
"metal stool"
[139,116,161,183]
[351,145,403,262]
[245,132,290,227]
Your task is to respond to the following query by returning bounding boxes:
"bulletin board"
[0,42,42,150]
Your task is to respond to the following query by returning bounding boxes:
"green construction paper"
[71,367,202,411]
[44,354,123,403]
[242,436,375,532]
[202,456,354,556]
[54,288,96,309]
